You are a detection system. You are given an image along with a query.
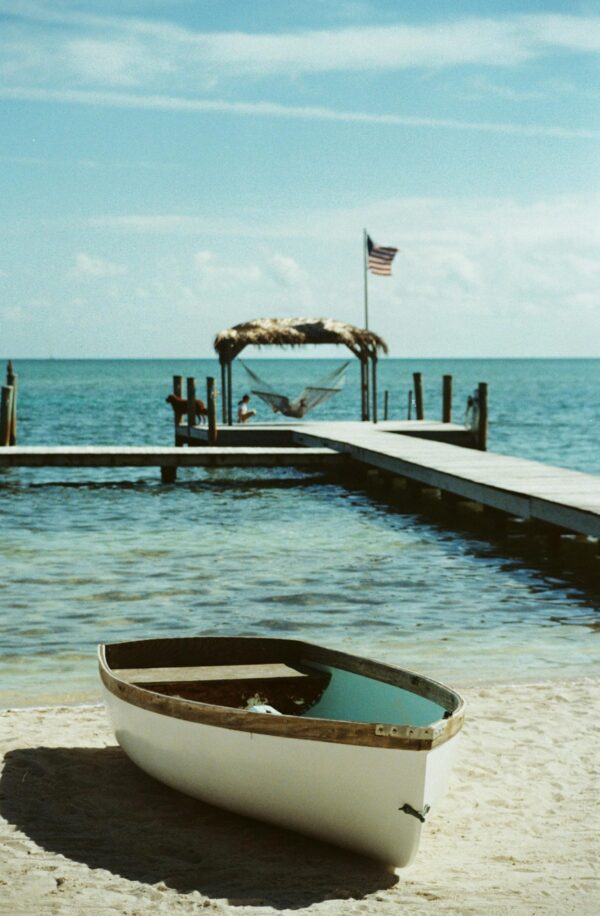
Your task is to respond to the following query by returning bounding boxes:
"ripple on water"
[1,461,599,705]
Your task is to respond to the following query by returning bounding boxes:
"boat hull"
[102,684,459,866]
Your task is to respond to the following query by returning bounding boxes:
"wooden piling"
[407,389,413,420]
[186,377,196,436]
[477,382,488,451]
[384,390,389,421]
[413,372,424,420]
[442,375,452,423]
[0,386,13,447]
[207,376,218,445]
[160,466,177,483]
[371,357,378,424]
[6,361,16,445]
[172,375,182,399]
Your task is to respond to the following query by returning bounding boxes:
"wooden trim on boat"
[98,637,464,752]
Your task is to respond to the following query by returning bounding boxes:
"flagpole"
[363,228,369,330]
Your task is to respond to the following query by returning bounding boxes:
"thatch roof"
[214,318,388,362]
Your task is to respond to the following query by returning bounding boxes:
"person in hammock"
[271,397,308,418]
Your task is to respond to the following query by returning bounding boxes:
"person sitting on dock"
[237,394,256,423]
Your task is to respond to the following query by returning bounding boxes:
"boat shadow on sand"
[1,746,398,908]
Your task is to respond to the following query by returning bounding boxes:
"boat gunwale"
[98,636,465,751]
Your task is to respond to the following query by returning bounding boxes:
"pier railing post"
[442,374,452,423]
[6,361,16,445]
[186,377,196,440]
[407,389,413,419]
[207,376,218,445]
[413,372,424,420]
[477,382,488,451]
[371,356,378,424]
[1,385,14,447]
[172,375,182,399]
[384,390,389,421]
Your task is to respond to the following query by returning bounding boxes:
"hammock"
[240,361,349,418]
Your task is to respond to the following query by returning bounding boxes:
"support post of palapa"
[220,362,227,424]
[207,376,218,445]
[227,361,233,427]
[477,382,488,451]
[442,374,452,423]
[360,356,370,421]
[413,372,424,420]
[371,355,378,424]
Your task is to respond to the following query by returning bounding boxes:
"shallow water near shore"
[1,358,598,706]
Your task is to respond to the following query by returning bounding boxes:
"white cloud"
[1,7,600,88]
[69,252,127,278]
[264,254,306,288]
[2,87,597,139]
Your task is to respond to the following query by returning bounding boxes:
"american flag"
[367,235,398,275]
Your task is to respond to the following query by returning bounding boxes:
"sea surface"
[1,358,598,707]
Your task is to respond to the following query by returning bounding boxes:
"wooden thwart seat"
[113,662,331,715]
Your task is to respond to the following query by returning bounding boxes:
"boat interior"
[104,638,460,728]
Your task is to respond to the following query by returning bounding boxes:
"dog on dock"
[166,394,208,425]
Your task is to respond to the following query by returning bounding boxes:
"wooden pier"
[0,446,344,480]
[1,423,598,539]
[174,420,600,539]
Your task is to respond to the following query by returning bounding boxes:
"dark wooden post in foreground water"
[207,376,218,445]
[384,390,389,421]
[442,374,452,423]
[407,389,413,419]
[477,382,488,450]
[413,372,424,420]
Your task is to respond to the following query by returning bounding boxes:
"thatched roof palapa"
[214,318,388,363]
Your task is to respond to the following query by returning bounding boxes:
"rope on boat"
[399,803,431,823]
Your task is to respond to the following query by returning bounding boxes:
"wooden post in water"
[207,376,218,445]
[477,382,488,451]
[407,389,413,419]
[0,386,13,447]
[360,357,369,421]
[186,377,196,439]
[172,374,182,399]
[6,361,16,445]
[384,390,389,421]
[442,374,452,423]
[413,372,424,420]
[371,356,378,424]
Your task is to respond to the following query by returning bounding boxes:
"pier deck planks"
[1,421,598,537]
[291,422,600,538]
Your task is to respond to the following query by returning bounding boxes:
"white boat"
[99,636,464,866]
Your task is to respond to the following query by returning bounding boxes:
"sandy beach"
[0,679,598,915]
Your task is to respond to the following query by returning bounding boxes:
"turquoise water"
[1,358,598,706]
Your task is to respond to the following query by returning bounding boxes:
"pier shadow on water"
[1,746,398,909]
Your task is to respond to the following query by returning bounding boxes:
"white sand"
[1,680,598,915]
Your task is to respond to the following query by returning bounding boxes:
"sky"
[1,0,599,358]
